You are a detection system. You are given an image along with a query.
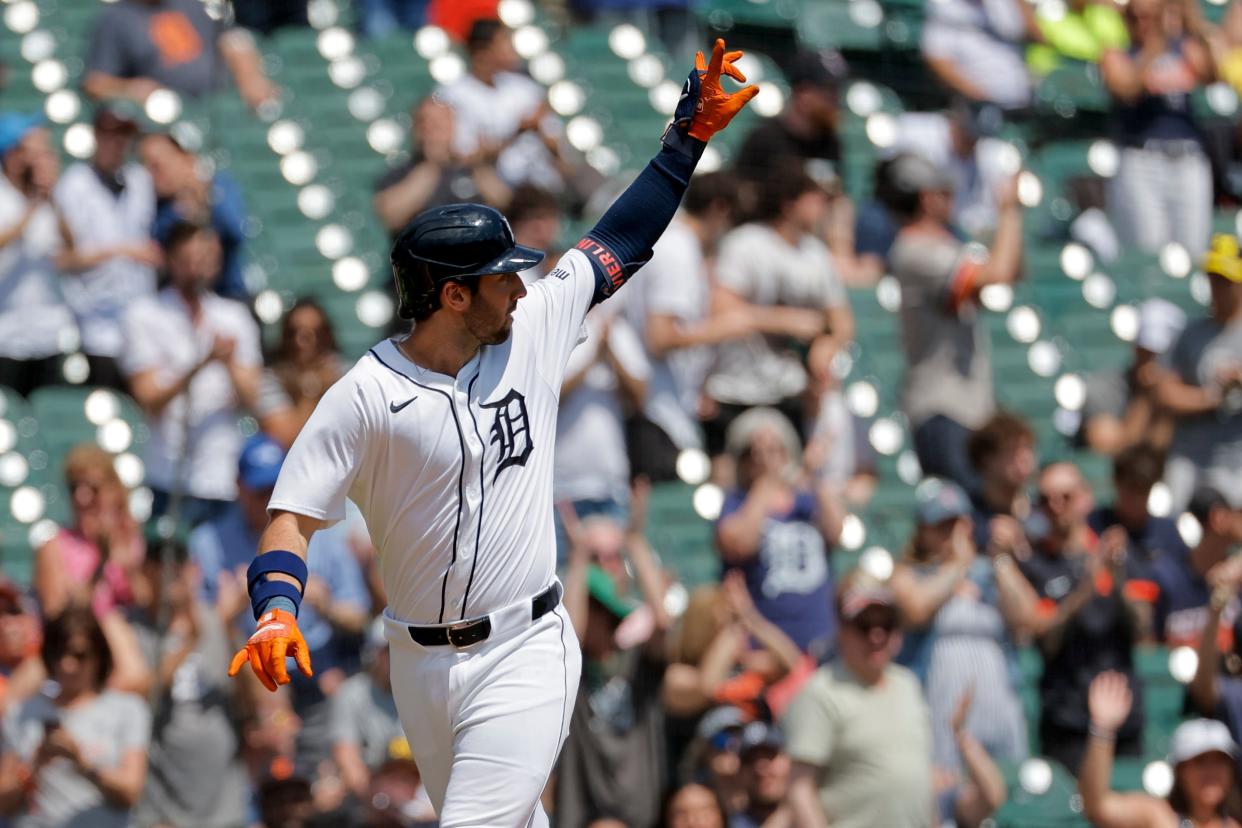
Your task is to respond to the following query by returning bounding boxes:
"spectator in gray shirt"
[1154,233,1242,512]
[329,620,406,802]
[0,609,150,828]
[130,540,249,828]
[884,154,1023,491]
[83,0,278,112]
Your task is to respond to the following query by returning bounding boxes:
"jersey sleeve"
[519,247,598,388]
[269,374,372,526]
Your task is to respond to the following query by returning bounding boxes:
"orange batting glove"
[227,608,313,692]
[684,39,759,142]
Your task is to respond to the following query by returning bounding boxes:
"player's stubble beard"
[463,294,518,346]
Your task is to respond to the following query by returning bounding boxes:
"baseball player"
[227,40,756,826]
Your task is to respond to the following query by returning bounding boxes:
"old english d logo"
[481,389,533,482]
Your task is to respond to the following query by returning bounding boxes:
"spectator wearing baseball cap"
[0,111,77,396]
[1154,233,1242,514]
[727,721,792,828]
[891,478,1033,772]
[686,705,749,815]
[884,99,1014,243]
[190,433,369,772]
[189,433,370,655]
[1080,297,1186,457]
[782,574,934,828]
[51,101,159,391]
[1081,672,1240,827]
[885,152,1024,493]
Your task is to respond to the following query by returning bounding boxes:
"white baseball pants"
[383,602,581,827]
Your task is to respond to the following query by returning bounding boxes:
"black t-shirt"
[733,118,841,181]
[1019,548,1144,737]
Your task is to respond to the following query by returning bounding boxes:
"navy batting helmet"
[390,203,545,320]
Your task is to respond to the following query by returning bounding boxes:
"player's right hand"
[227,608,313,692]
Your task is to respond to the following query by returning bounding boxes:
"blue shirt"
[152,171,248,300]
[718,489,836,653]
[188,503,370,663]
[1087,507,1186,569]
[1150,543,1238,649]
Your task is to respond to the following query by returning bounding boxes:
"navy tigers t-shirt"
[718,490,836,653]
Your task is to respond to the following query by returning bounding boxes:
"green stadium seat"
[646,482,718,588]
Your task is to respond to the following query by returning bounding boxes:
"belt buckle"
[446,617,491,648]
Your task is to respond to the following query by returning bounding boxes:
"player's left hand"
[227,608,313,692]
[675,39,759,142]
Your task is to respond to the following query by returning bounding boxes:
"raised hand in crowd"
[945,686,1009,828]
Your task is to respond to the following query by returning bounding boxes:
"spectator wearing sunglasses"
[890,478,1034,772]
[0,608,150,828]
[1019,461,1151,772]
[782,574,934,828]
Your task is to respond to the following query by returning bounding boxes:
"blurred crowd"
[4,0,1242,826]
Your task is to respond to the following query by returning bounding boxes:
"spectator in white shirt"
[120,222,261,526]
[702,162,854,459]
[922,0,1034,109]
[0,114,77,396]
[624,171,746,482]
[554,306,650,559]
[436,19,566,193]
[54,104,161,391]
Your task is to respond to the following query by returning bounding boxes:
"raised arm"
[1079,672,1165,828]
[579,40,756,307]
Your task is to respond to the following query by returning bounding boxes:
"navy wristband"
[247,551,308,620]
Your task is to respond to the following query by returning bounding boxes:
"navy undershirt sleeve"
[577,140,704,306]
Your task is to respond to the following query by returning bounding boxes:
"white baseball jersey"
[269,248,597,625]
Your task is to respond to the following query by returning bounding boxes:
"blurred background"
[3,0,1242,825]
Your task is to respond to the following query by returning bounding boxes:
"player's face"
[464,272,527,345]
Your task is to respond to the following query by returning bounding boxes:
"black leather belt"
[406,583,562,648]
